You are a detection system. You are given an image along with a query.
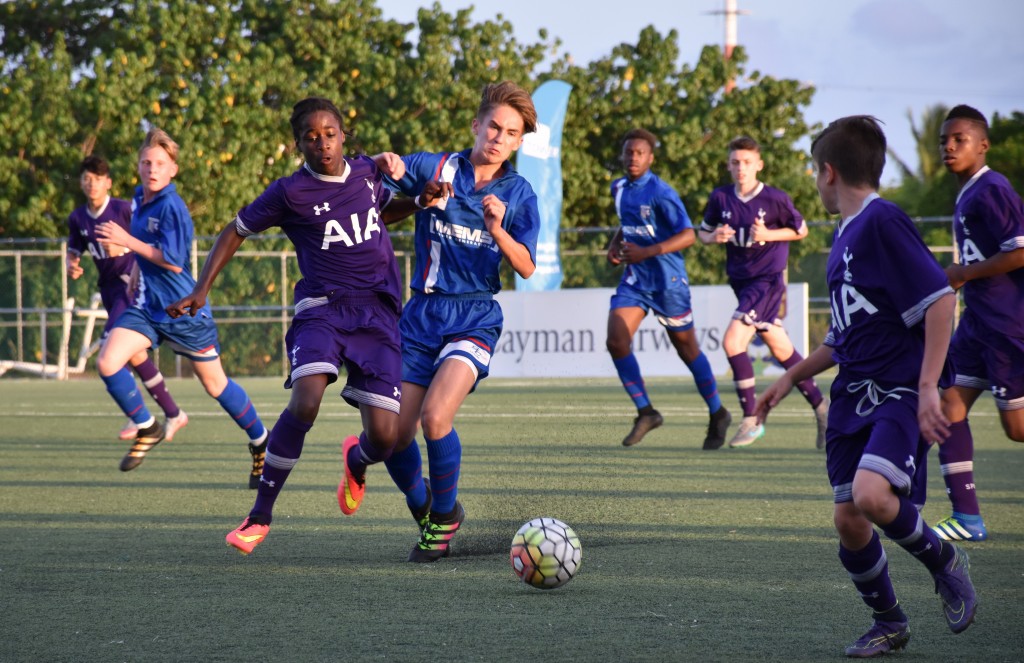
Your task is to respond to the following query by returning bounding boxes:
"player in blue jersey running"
[756,116,976,657]
[606,129,731,449]
[931,104,1024,543]
[168,97,414,555]
[371,81,541,562]
[95,128,267,479]
[699,136,828,449]
[66,156,186,443]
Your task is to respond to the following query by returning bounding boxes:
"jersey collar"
[303,159,352,183]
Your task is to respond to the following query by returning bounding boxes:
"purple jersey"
[823,194,953,385]
[235,158,401,315]
[953,166,1024,338]
[701,183,804,280]
[66,197,136,288]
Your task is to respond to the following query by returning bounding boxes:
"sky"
[375,0,1024,185]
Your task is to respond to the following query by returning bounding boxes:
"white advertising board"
[491,284,808,378]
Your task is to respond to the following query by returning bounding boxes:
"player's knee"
[420,409,453,441]
[287,399,321,424]
[850,489,890,525]
[606,336,630,357]
[1002,419,1024,443]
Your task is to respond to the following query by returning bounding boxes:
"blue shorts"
[115,306,220,362]
[400,292,502,389]
[947,309,1024,411]
[730,273,785,331]
[284,293,402,414]
[610,283,694,331]
[825,374,929,507]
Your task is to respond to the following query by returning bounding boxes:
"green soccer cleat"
[408,502,465,563]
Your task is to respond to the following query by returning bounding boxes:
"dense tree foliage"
[1,1,821,253]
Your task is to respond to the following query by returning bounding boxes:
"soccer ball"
[509,517,582,589]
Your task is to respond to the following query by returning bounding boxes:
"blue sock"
[385,441,429,513]
[425,428,461,515]
[250,408,312,522]
[215,379,266,442]
[613,353,651,411]
[101,367,152,425]
[684,351,722,414]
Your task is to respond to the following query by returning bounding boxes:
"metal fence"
[0,219,955,380]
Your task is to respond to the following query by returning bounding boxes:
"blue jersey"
[611,171,693,292]
[130,183,209,323]
[824,194,952,385]
[395,150,540,295]
[236,159,402,316]
[953,166,1024,338]
[67,197,136,289]
[701,183,804,280]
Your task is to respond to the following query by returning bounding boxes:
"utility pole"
[707,0,750,92]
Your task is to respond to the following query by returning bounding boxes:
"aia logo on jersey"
[319,208,382,250]
[830,247,878,332]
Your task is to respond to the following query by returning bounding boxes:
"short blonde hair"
[478,81,537,135]
[139,127,180,162]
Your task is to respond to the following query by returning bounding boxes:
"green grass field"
[1,376,1021,662]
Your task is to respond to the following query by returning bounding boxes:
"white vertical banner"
[515,80,572,291]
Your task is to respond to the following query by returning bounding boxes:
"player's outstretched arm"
[755,344,835,424]
[919,291,955,444]
[96,221,182,274]
[381,180,453,225]
[166,222,246,318]
[482,193,535,279]
[371,152,406,181]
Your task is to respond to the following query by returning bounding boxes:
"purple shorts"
[100,282,133,337]
[285,292,401,414]
[730,273,786,331]
[947,309,1024,411]
[825,373,930,507]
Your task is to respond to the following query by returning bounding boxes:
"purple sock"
[838,531,902,617]
[727,353,757,417]
[937,419,980,516]
[346,431,394,479]
[250,409,313,522]
[880,496,954,575]
[779,351,823,408]
[131,357,180,418]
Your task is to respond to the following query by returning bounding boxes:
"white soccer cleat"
[164,410,189,442]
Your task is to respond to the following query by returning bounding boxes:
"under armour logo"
[260,476,276,488]
[905,454,916,475]
[992,385,1007,398]
[393,386,401,399]
[314,202,331,216]
[722,210,732,220]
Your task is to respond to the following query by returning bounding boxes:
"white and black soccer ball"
[509,517,582,590]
